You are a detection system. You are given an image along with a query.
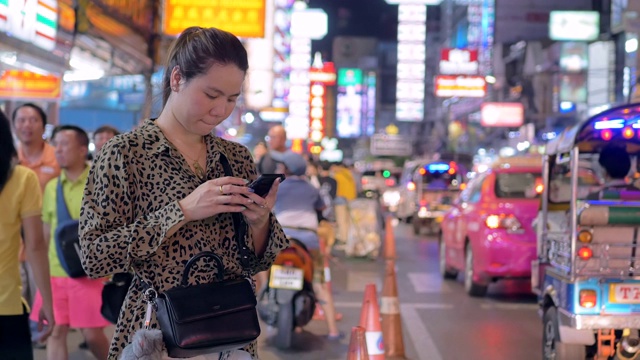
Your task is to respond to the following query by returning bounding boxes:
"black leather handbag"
[149,153,260,358]
[154,252,259,358]
[100,272,133,324]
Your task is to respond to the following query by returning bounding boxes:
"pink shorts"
[30,276,110,329]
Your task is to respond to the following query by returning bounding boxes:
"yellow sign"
[163,0,266,38]
[0,70,61,100]
[385,124,399,135]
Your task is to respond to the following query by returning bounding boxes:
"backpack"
[54,177,86,278]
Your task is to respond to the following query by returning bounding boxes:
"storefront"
[0,0,75,125]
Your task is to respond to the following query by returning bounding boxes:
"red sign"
[309,61,336,86]
[0,70,61,100]
[480,102,525,127]
[435,75,486,98]
[439,48,479,75]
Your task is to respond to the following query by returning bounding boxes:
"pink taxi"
[439,156,543,297]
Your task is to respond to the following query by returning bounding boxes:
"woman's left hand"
[242,178,281,227]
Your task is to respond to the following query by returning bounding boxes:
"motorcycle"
[257,236,317,349]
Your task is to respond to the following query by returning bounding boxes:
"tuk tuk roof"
[490,155,542,170]
[546,103,640,155]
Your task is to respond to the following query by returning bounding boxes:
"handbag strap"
[56,176,72,223]
[218,153,252,272]
[138,151,253,294]
[181,251,224,286]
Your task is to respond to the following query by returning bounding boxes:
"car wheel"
[542,307,587,360]
[464,244,488,297]
[439,240,458,280]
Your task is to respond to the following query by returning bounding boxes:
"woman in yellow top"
[0,110,55,359]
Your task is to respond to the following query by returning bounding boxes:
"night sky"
[307,0,399,61]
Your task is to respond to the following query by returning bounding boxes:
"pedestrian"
[272,152,343,340]
[0,110,55,360]
[11,102,60,343]
[93,125,120,154]
[252,141,268,164]
[331,162,357,244]
[30,125,111,359]
[257,124,288,175]
[12,103,60,190]
[79,26,288,359]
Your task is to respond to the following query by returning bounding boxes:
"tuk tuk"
[533,103,640,359]
[410,160,466,235]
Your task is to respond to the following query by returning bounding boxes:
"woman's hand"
[37,303,55,342]
[242,178,282,227]
[178,177,255,222]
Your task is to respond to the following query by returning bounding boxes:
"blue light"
[559,101,575,112]
[594,119,625,130]
[427,163,450,172]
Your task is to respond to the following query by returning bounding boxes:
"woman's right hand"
[37,303,55,342]
[178,177,254,222]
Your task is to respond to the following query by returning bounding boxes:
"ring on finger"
[260,201,268,209]
[219,185,224,195]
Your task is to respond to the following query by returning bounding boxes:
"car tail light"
[485,214,522,231]
[578,246,593,260]
[579,289,597,308]
[385,178,396,187]
[362,178,369,185]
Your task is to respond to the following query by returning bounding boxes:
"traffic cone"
[347,326,370,360]
[381,260,405,358]
[359,284,385,360]
[384,216,396,259]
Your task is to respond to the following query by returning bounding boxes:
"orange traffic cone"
[381,260,405,358]
[359,284,385,360]
[347,326,370,360]
[384,216,396,259]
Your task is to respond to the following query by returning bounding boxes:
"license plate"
[609,284,640,304]
[269,265,304,290]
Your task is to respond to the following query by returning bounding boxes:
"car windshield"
[495,172,543,198]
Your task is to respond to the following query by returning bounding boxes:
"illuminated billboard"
[480,103,524,127]
[336,68,363,138]
[549,11,599,41]
[395,4,426,121]
[435,75,486,98]
[163,0,266,38]
[0,70,61,99]
[4,0,59,51]
[439,48,479,75]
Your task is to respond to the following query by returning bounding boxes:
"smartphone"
[248,174,285,197]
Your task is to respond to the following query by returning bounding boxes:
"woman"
[79,27,288,359]
[0,110,55,359]
[252,141,267,165]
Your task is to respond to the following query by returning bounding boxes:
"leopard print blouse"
[79,119,288,359]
